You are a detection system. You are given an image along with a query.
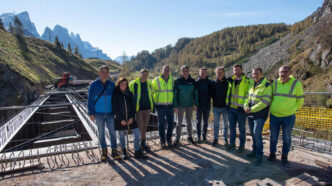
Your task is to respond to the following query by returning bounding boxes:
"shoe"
[254,157,263,166]
[237,146,244,153]
[161,143,166,149]
[134,148,148,159]
[246,152,256,158]
[173,140,180,147]
[100,148,108,161]
[112,149,121,159]
[281,155,289,165]
[212,140,218,147]
[203,136,207,143]
[122,148,129,159]
[226,144,236,151]
[268,153,276,162]
[188,137,196,145]
[167,141,173,147]
[141,140,151,153]
[224,140,229,147]
[197,136,201,142]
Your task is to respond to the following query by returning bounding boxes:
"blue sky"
[0,0,324,59]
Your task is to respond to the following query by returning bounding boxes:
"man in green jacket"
[173,65,198,146]
[129,69,154,152]
[268,65,304,165]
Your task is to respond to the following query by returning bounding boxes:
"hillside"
[126,0,332,106]
[83,58,121,73]
[127,24,289,76]
[0,29,98,84]
[0,28,98,122]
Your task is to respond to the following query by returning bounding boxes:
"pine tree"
[74,46,80,56]
[54,36,61,49]
[67,43,72,53]
[9,23,14,33]
[13,15,23,37]
[0,18,4,30]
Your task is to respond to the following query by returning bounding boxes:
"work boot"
[212,139,218,147]
[100,148,108,161]
[160,142,166,149]
[246,151,256,158]
[122,148,129,159]
[197,136,202,143]
[167,141,173,147]
[134,148,147,159]
[281,155,289,165]
[203,136,207,143]
[173,140,180,147]
[188,137,196,145]
[141,140,151,153]
[112,148,121,159]
[237,146,244,153]
[268,153,276,162]
[224,139,229,147]
[226,144,236,151]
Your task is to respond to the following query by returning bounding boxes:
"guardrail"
[0,96,49,152]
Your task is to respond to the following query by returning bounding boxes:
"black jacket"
[112,87,138,131]
[196,76,212,108]
[211,77,229,108]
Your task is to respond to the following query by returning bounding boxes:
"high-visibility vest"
[229,75,253,109]
[270,77,304,117]
[244,78,272,113]
[129,78,154,112]
[152,74,174,105]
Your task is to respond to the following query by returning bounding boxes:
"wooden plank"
[244,179,261,186]
[257,178,282,186]
[314,159,332,169]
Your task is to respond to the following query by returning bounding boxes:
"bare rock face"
[321,49,331,68]
[309,43,322,66]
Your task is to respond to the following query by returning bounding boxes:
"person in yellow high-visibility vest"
[244,68,272,166]
[227,64,253,152]
[268,65,304,165]
[129,69,154,153]
[152,65,175,149]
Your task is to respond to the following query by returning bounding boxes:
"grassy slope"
[83,58,121,73]
[0,29,97,84]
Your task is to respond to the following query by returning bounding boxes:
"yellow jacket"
[270,76,304,117]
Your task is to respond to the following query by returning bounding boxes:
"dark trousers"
[156,106,174,144]
[196,106,210,139]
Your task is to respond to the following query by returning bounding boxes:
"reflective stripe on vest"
[156,77,173,105]
[274,79,301,99]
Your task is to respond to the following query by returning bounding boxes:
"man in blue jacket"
[88,65,119,161]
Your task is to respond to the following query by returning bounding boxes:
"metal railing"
[0,96,49,152]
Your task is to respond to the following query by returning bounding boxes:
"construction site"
[0,88,331,185]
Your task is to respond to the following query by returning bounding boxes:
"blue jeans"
[196,106,210,139]
[228,108,247,147]
[213,107,229,141]
[248,117,266,158]
[270,114,295,156]
[118,128,141,151]
[95,114,117,149]
[157,106,174,144]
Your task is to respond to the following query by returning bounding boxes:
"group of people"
[87,63,304,166]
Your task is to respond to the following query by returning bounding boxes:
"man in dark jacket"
[174,65,198,146]
[88,65,118,161]
[211,67,230,147]
[196,68,212,142]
